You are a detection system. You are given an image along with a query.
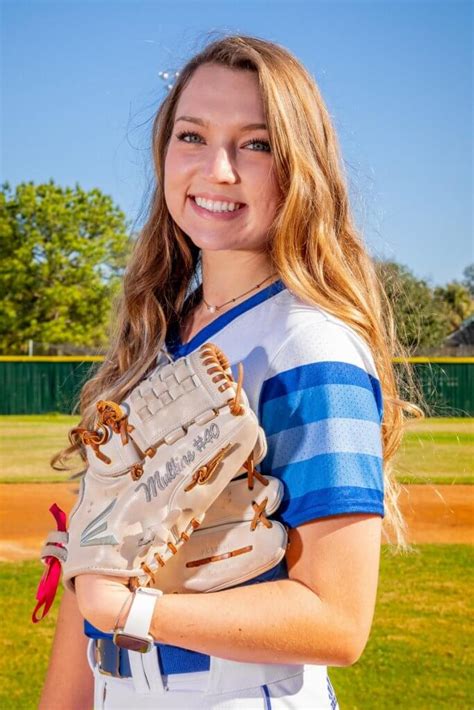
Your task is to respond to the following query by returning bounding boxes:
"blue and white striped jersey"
[166,278,385,529]
[84,277,384,678]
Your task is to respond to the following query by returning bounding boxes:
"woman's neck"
[199,250,277,309]
[178,252,279,344]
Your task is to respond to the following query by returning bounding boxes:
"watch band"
[113,587,163,653]
[124,587,163,638]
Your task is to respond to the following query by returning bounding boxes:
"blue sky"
[1,0,472,286]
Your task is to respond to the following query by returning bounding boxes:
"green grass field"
[395,418,473,484]
[1,546,472,709]
[0,414,83,483]
[0,415,472,484]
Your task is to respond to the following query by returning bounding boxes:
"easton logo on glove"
[32,342,288,622]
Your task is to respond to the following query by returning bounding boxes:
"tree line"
[0,181,472,356]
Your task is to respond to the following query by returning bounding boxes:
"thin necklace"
[202,273,278,313]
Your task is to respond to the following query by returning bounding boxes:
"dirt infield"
[0,483,472,561]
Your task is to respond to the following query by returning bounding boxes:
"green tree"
[434,280,474,333]
[462,263,474,298]
[375,261,451,352]
[0,180,131,354]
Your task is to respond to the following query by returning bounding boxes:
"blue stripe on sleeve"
[259,447,384,526]
[259,361,383,422]
[261,383,381,436]
[277,486,384,528]
[262,451,384,498]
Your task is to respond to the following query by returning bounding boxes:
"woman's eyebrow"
[175,115,267,131]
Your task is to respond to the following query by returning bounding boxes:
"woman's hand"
[74,574,132,633]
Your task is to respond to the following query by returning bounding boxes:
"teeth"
[194,196,242,212]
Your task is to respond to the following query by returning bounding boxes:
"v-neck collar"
[166,278,286,358]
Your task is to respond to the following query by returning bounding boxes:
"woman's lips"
[188,196,247,221]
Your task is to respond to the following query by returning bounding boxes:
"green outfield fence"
[0,357,473,416]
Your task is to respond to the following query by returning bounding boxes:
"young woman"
[39,34,420,709]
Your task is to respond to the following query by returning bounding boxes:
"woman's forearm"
[76,575,360,667]
[150,578,359,666]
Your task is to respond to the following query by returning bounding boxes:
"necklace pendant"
[208,305,216,313]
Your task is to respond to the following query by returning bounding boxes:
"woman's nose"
[204,146,238,183]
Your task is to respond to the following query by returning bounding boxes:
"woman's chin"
[186,234,240,252]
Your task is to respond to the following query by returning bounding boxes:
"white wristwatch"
[113,587,163,653]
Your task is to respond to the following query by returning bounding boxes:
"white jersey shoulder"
[201,287,378,414]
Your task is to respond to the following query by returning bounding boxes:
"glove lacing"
[71,343,245,470]
[199,343,244,416]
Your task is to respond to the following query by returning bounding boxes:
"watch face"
[113,631,153,654]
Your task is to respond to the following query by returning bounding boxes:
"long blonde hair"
[54,34,423,546]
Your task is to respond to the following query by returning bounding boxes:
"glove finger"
[147,520,288,594]
[200,476,284,530]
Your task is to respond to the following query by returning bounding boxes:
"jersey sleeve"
[257,319,384,528]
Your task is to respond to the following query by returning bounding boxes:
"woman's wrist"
[74,574,167,644]
[113,590,135,632]
[149,591,167,644]
[75,574,133,633]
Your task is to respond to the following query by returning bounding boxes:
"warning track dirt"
[0,483,472,561]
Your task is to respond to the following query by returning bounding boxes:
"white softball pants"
[87,640,339,709]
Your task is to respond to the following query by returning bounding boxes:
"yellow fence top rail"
[0,356,473,363]
[0,356,104,362]
[392,357,474,364]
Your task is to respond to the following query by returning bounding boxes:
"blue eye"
[246,137,271,152]
[176,131,271,153]
[176,131,203,144]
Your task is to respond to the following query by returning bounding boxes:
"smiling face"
[164,63,281,254]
